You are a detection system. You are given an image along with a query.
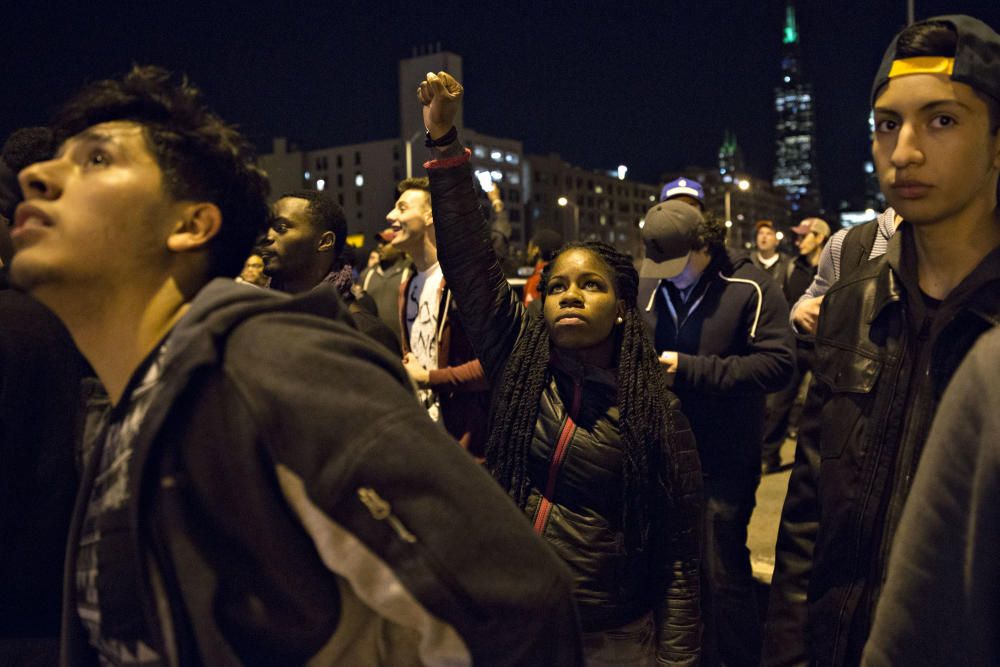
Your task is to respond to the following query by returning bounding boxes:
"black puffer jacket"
[427,147,702,665]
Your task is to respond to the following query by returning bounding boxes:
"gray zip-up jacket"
[60,279,582,666]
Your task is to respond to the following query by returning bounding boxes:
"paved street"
[749,437,796,585]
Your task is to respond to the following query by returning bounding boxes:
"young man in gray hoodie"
[8,65,581,666]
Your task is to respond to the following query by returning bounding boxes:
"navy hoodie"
[639,250,795,478]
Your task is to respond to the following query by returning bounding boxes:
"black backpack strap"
[838,218,880,279]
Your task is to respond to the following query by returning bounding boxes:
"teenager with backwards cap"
[418,70,703,666]
[765,15,1000,666]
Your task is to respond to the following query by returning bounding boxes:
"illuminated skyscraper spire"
[783,4,798,45]
[773,1,822,216]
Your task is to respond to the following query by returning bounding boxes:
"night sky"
[3,1,999,212]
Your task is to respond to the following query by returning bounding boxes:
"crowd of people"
[1,12,999,667]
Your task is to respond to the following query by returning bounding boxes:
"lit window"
[316,179,326,191]
[304,171,311,180]
[509,172,521,185]
[474,145,486,158]
[490,170,503,181]
[490,150,503,162]
[595,185,603,194]
[355,173,364,187]
[505,152,519,165]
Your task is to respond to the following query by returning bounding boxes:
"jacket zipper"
[533,378,582,535]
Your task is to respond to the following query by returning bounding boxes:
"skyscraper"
[773,2,822,217]
[718,129,745,181]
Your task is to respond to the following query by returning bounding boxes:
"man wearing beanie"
[638,200,794,666]
[766,15,1000,666]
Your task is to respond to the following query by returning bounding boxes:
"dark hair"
[397,177,432,206]
[51,65,270,277]
[691,215,728,255]
[485,241,683,552]
[896,20,1000,133]
[279,189,348,259]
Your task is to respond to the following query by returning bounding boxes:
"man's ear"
[317,230,336,252]
[167,203,222,253]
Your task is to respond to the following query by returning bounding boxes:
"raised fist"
[418,71,463,141]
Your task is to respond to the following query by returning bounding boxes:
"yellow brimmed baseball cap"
[871,15,1000,106]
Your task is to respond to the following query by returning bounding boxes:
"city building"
[718,129,745,179]
[773,2,823,218]
[526,153,659,259]
[259,137,405,246]
[259,48,528,247]
[260,47,664,255]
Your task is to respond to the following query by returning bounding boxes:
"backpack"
[836,218,881,280]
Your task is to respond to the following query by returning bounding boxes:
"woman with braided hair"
[420,72,702,666]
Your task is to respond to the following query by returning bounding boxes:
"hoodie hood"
[722,248,752,274]
[162,278,353,376]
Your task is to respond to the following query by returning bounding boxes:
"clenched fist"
[418,71,463,141]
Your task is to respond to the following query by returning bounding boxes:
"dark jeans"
[762,343,814,466]
[701,476,761,667]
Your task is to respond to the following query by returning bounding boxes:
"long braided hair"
[485,241,680,551]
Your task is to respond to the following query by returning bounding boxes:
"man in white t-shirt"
[387,177,491,456]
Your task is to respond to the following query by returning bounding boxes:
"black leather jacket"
[427,147,703,665]
[765,226,1000,666]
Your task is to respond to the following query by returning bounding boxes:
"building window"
[355,173,364,188]
[354,151,361,165]
[490,149,503,162]
[355,190,363,205]
[505,152,519,165]
[337,173,343,187]
[393,145,400,161]
[474,145,487,158]
[338,193,344,206]
[336,155,343,168]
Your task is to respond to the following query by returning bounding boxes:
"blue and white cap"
[660,177,705,207]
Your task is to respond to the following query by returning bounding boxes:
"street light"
[724,179,751,248]
[557,196,580,242]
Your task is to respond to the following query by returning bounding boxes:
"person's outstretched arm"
[420,72,529,382]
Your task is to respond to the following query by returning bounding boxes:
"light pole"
[404,128,425,179]
[558,196,580,242]
[723,179,750,247]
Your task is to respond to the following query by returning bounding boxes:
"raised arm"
[419,72,528,381]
